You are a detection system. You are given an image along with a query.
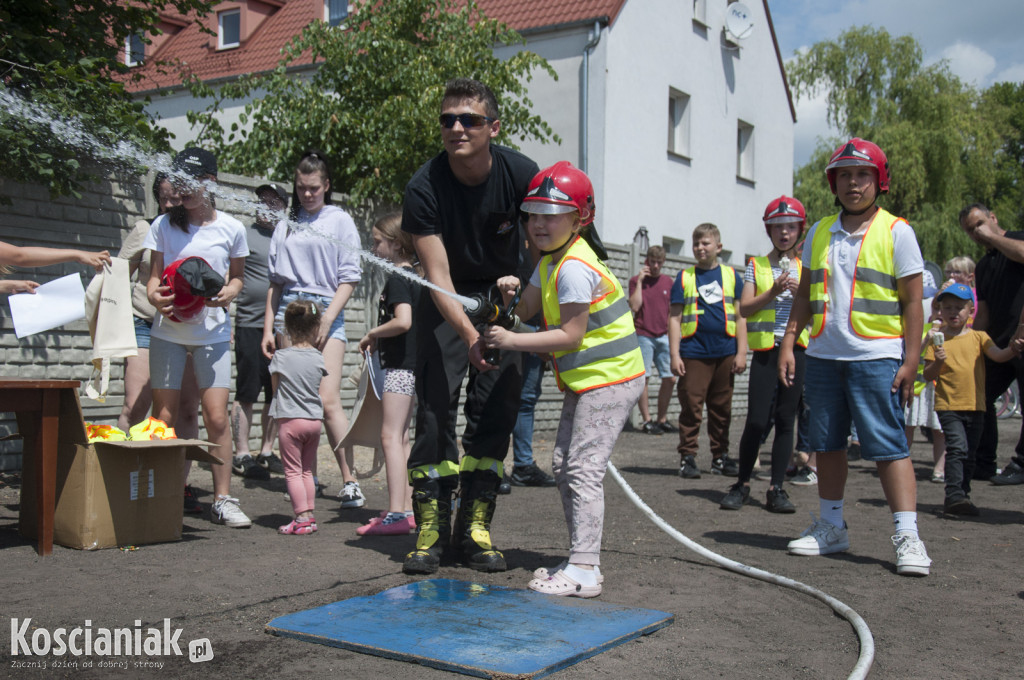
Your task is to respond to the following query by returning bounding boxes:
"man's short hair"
[646,245,666,261]
[692,223,721,243]
[442,78,499,120]
[959,202,991,223]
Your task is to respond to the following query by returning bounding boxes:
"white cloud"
[793,90,836,168]
[934,42,996,85]
[993,63,1024,84]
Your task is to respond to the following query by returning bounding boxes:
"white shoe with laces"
[787,513,849,555]
[892,532,931,576]
[211,496,251,528]
[338,481,366,508]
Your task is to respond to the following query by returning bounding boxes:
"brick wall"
[0,174,748,469]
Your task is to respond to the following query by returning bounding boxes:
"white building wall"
[505,1,794,265]
[600,0,794,265]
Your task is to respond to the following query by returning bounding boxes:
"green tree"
[788,26,1006,264]
[984,81,1024,230]
[186,0,558,205]
[0,0,214,202]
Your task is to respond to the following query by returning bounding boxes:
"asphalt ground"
[1,415,1022,679]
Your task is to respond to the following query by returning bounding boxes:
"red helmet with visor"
[521,161,595,226]
[825,138,889,194]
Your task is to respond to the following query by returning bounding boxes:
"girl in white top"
[262,151,364,507]
[144,148,251,529]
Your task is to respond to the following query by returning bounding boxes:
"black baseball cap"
[256,183,289,206]
[172,147,218,178]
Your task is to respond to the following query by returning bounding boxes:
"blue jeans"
[512,350,545,468]
[804,356,908,461]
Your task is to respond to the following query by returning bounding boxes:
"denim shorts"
[149,336,231,390]
[638,334,672,379]
[804,356,909,461]
[133,316,152,350]
[274,290,346,342]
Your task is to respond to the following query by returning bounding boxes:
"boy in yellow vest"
[779,138,931,576]
[669,223,747,479]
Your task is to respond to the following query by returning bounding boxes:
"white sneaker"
[211,496,252,528]
[338,481,365,508]
[892,533,931,576]
[787,513,849,555]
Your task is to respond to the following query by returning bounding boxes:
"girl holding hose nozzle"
[484,162,645,597]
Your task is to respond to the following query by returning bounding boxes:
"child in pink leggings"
[269,300,327,534]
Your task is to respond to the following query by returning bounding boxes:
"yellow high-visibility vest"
[808,208,905,339]
[747,255,809,350]
[678,265,737,338]
[540,236,645,393]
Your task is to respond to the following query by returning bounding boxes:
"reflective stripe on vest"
[809,208,905,339]
[747,256,809,350]
[678,265,737,338]
[541,236,645,393]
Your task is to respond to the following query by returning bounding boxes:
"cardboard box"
[19,391,220,550]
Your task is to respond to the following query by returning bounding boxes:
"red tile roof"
[124,0,627,93]
[477,0,625,32]
[124,0,319,93]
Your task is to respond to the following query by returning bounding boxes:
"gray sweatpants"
[552,375,645,565]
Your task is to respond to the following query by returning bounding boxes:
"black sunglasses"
[439,113,495,129]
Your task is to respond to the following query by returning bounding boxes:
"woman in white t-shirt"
[144,148,251,529]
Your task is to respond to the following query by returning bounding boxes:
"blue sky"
[766,0,1024,166]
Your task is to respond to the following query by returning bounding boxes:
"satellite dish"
[725,2,754,41]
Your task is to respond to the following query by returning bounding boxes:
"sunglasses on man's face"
[439,113,495,129]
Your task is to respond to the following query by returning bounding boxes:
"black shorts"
[235,326,272,403]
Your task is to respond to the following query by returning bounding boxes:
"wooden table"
[0,378,81,556]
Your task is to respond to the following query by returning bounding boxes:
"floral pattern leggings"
[552,375,645,566]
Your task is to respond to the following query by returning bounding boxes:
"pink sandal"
[528,570,602,598]
[279,518,317,535]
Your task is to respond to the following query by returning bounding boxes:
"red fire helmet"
[521,161,596,226]
[825,138,890,194]
[161,257,224,323]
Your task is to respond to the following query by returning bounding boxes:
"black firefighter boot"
[402,474,455,575]
[453,469,507,572]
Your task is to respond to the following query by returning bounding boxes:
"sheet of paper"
[8,273,87,338]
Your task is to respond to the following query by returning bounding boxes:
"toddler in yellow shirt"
[923,283,1021,515]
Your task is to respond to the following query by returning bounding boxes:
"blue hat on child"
[936,283,973,302]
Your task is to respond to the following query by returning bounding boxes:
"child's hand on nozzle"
[933,345,947,362]
[483,324,510,349]
[496,275,520,304]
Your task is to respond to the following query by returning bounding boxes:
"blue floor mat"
[267,578,674,678]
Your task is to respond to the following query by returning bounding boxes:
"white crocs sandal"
[533,561,604,584]
[528,570,602,598]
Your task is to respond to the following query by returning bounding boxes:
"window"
[325,0,348,26]
[692,0,708,26]
[668,88,691,158]
[737,120,754,182]
[218,9,241,49]
[125,33,145,66]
